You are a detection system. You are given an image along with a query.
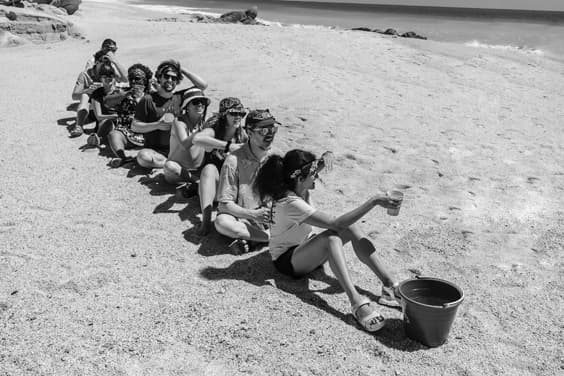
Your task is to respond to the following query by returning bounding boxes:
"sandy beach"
[1,0,563,374]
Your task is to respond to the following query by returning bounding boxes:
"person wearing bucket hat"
[214,109,280,252]
[132,59,207,169]
[163,88,210,185]
[253,148,403,332]
[192,97,249,235]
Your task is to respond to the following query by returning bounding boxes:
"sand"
[1,0,563,375]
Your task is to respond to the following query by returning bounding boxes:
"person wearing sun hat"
[213,109,280,252]
[163,88,210,185]
[191,97,249,235]
[132,59,207,169]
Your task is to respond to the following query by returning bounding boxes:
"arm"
[91,98,118,122]
[181,68,208,90]
[72,73,100,100]
[303,193,399,231]
[103,91,129,109]
[130,96,172,133]
[193,128,243,152]
[106,52,128,83]
[171,119,199,149]
[131,118,170,133]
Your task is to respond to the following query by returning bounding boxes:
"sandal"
[69,125,83,138]
[352,297,386,332]
[378,282,402,308]
[175,182,199,202]
[110,156,133,168]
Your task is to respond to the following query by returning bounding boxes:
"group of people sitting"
[70,38,405,333]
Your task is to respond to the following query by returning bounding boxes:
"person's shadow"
[199,251,421,350]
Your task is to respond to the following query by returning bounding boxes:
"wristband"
[224,141,232,153]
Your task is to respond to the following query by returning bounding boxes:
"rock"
[6,10,16,19]
[383,28,399,36]
[401,31,427,40]
[28,0,81,15]
[350,27,371,32]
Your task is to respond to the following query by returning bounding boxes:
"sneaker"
[379,283,402,308]
[110,156,133,168]
[86,134,100,147]
[69,125,84,138]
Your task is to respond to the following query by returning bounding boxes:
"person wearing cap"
[162,88,210,184]
[132,59,207,169]
[84,63,121,147]
[192,97,249,235]
[84,39,118,71]
[214,109,280,251]
[69,49,127,138]
[102,63,153,167]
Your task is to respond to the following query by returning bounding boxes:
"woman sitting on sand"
[192,97,248,235]
[162,88,210,184]
[105,63,154,168]
[253,149,402,332]
[85,63,121,147]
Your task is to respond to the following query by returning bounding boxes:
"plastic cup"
[387,190,404,216]
[162,113,175,123]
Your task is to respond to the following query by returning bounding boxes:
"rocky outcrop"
[0,3,80,46]
[351,26,427,40]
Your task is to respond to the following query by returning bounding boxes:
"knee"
[163,160,180,176]
[328,234,343,248]
[200,164,219,180]
[214,214,237,236]
[136,149,152,167]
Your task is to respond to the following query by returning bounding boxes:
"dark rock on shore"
[350,26,426,40]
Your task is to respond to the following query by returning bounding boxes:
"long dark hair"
[254,149,316,202]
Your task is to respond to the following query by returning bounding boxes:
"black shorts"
[273,245,301,279]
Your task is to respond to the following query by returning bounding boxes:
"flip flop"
[352,297,386,332]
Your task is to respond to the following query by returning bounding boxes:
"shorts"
[273,245,300,279]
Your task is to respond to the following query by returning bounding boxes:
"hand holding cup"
[385,190,404,216]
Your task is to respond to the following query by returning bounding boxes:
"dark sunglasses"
[162,73,179,82]
[227,111,246,117]
[252,124,278,136]
[190,99,207,106]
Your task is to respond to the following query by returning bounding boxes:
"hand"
[375,192,402,209]
[320,151,334,171]
[250,207,271,224]
[229,143,244,153]
[86,82,102,94]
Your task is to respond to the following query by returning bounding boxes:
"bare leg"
[108,130,128,158]
[137,149,167,169]
[198,164,219,235]
[70,94,91,137]
[214,213,269,242]
[340,224,396,287]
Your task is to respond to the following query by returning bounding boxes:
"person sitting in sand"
[214,109,278,252]
[85,63,121,147]
[219,6,258,24]
[85,38,118,71]
[162,88,210,185]
[69,51,127,138]
[253,148,402,332]
[131,59,207,170]
[192,97,248,235]
[102,63,153,168]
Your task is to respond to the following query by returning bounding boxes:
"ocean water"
[129,0,564,58]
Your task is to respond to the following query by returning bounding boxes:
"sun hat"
[219,97,245,114]
[181,88,211,109]
[245,109,280,128]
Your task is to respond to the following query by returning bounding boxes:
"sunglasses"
[227,111,246,117]
[190,99,207,106]
[162,73,179,82]
[251,124,278,136]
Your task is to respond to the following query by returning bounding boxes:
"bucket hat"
[181,88,211,109]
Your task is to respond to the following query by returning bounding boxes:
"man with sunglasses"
[132,59,207,169]
[214,109,280,251]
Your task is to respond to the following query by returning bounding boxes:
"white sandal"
[352,298,386,332]
[378,283,402,308]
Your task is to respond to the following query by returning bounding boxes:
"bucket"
[398,277,464,347]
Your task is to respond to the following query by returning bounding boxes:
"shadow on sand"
[199,250,424,350]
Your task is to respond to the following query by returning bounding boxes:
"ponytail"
[254,155,287,202]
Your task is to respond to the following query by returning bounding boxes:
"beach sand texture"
[1,1,563,375]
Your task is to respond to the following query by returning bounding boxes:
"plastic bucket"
[398,277,464,347]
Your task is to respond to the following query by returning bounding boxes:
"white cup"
[387,190,404,216]
[162,113,175,123]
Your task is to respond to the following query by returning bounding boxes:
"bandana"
[219,97,244,114]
